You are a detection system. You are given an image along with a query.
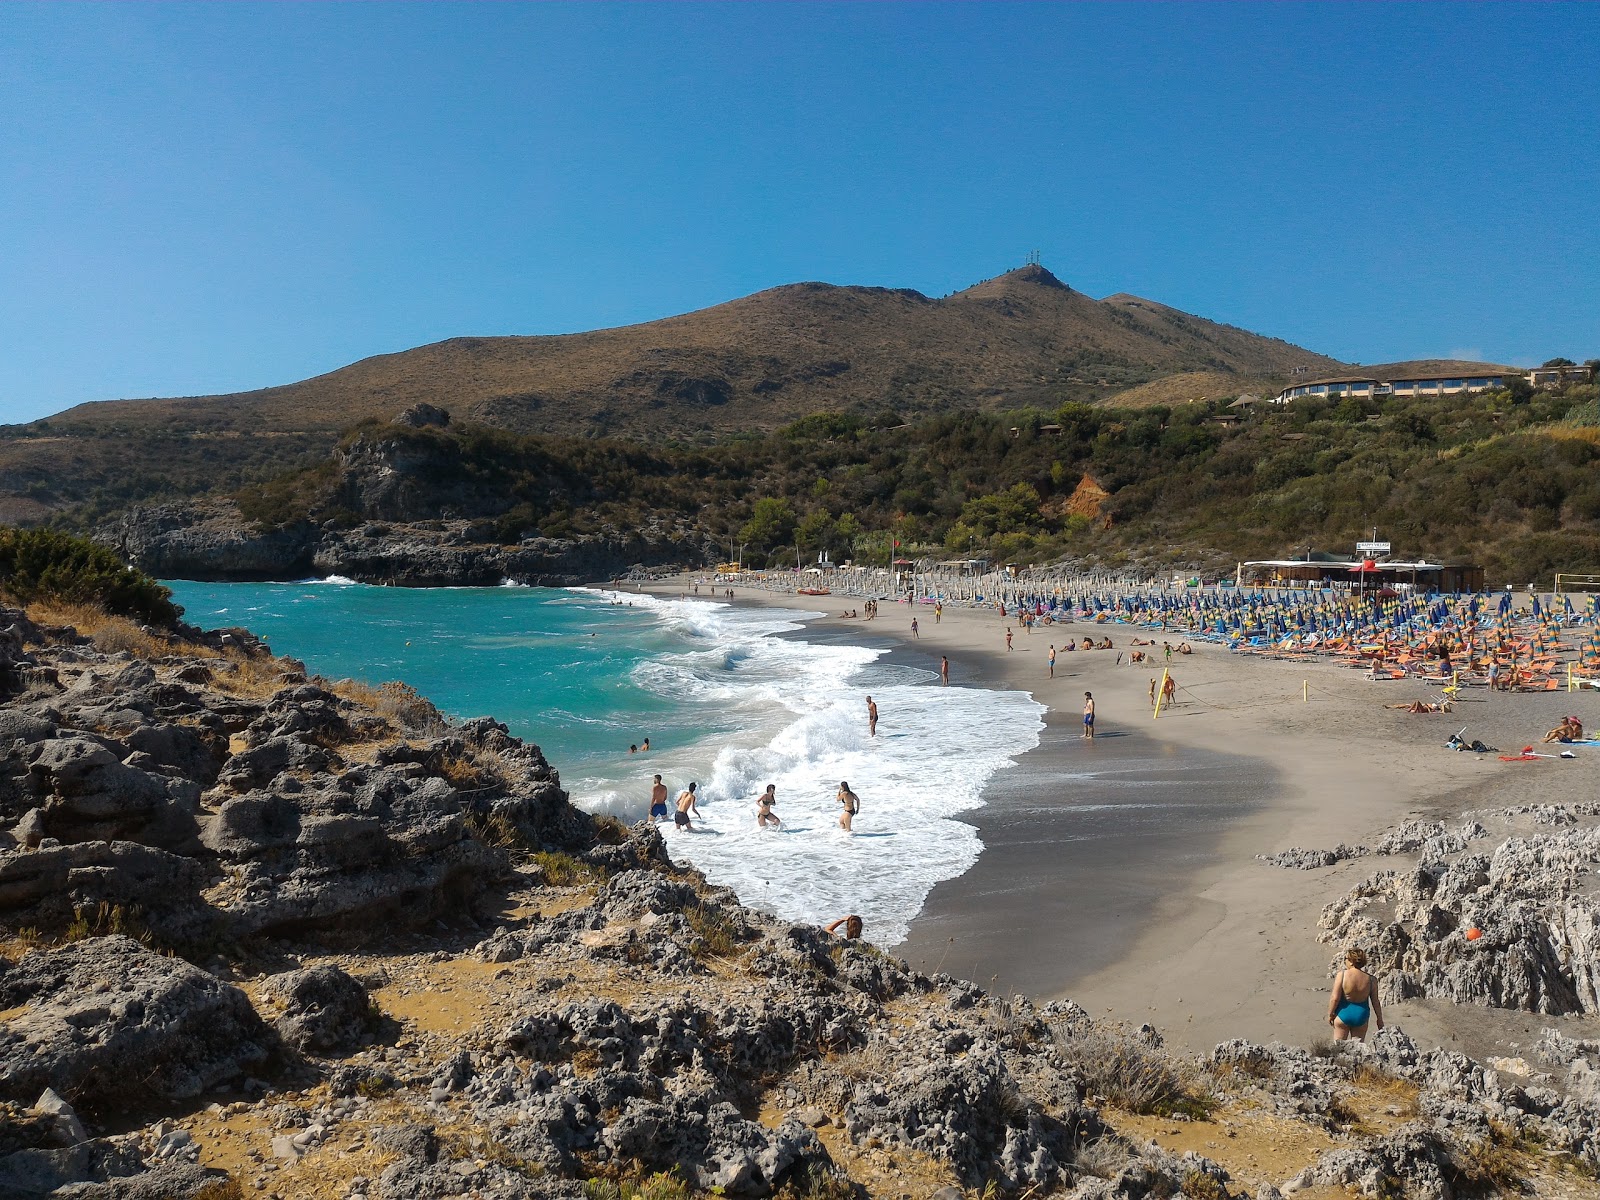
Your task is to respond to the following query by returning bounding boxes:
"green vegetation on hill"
[0,527,180,626]
[229,374,1600,584]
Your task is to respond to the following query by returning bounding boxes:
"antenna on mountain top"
[1025,250,1041,267]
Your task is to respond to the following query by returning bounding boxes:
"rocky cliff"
[99,500,710,586]
[1,609,1598,1198]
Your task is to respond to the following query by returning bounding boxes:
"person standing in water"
[649,775,669,823]
[1082,691,1095,739]
[837,781,860,831]
[940,656,950,686]
[1326,947,1383,1041]
[866,695,878,737]
[825,915,864,939]
[674,782,700,830]
[756,784,781,828]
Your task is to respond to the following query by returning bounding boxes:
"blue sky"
[2,2,1596,423]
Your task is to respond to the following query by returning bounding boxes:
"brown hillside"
[42,265,1347,440]
[2,264,1349,517]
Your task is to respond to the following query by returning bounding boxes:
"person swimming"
[825,915,864,939]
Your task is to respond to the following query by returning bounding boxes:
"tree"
[1543,357,1576,368]
[795,509,835,558]
[834,512,862,558]
[739,497,796,552]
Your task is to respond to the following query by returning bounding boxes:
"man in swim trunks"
[940,656,949,685]
[756,784,781,828]
[1082,691,1095,739]
[1048,645,1056,677]
[837,781,860,831]
[649,775,669,822]
[674,782,700,830]
[866,696,878,737]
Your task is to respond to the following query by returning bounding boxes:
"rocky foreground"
[2,607,1599,1199]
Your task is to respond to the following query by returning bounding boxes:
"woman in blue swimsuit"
[1326,947,1383,1041]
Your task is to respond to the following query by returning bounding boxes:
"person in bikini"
[1326,946,1384,1041]
[756,784,781,828]
[837,781,860,831]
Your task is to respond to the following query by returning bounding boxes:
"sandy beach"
[642,576,1600,1061]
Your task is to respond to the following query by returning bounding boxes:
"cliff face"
[0,610,1597,1198]
[99,501,710,586]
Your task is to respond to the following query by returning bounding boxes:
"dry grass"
[683,903,742,959]
[533,851,601,887]
[1054,1025,1213,1118]
[24,599,188,658]
[326,678,447,736]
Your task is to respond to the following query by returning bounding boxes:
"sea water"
[166,580,1045,944]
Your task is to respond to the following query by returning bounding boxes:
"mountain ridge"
[37,265,1348,439]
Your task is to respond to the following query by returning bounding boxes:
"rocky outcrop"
[259,965,381,1056]
[1320,817,1600,1015]
[0,606,600,946]
[99,499,710,586]
[4,607,1599,1198]
[0,936,279,1112]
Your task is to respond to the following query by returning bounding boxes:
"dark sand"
[777,619,1270,1001]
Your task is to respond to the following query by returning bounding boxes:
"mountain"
[2,264,1347,520]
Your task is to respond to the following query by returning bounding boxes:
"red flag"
[892,539,900,547]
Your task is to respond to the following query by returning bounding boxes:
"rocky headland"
[2,606,1599,1199]
[95,405,712,587]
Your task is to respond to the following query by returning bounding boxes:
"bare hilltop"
[42,266,1346,440]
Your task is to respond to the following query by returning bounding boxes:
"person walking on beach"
[1082,692,1095,739]
[649,775,669,823]
[910,617,920,639]
[1149,677,1158,708]
[837,781,860,831]
[1006,628,1014,652]
[940,656,950,685]
[674,782,701,830]
[935,601,943,624]
[866,695,878,737]
[1161,675,1177,707]
[756,784,781,828]
[1326,947,1383,1041]
[1048,645,1057,678]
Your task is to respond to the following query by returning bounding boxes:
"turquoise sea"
[167,579,1045,944]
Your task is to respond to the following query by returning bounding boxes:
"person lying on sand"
[1177,642,1193,655]
[1387,699,1452,713]
[825,915,864,939]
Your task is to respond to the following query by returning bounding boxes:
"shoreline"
[638,576,1600,1059]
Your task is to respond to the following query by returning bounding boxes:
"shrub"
[0,527,178,626]
[1053,1025,1212,1117]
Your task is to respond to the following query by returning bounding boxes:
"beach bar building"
[1240,554,1483,592]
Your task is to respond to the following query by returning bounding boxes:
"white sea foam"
[566,591,1044,946]
[294,575,359,586]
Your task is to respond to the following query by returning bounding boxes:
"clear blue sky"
[3,2,1596,423]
